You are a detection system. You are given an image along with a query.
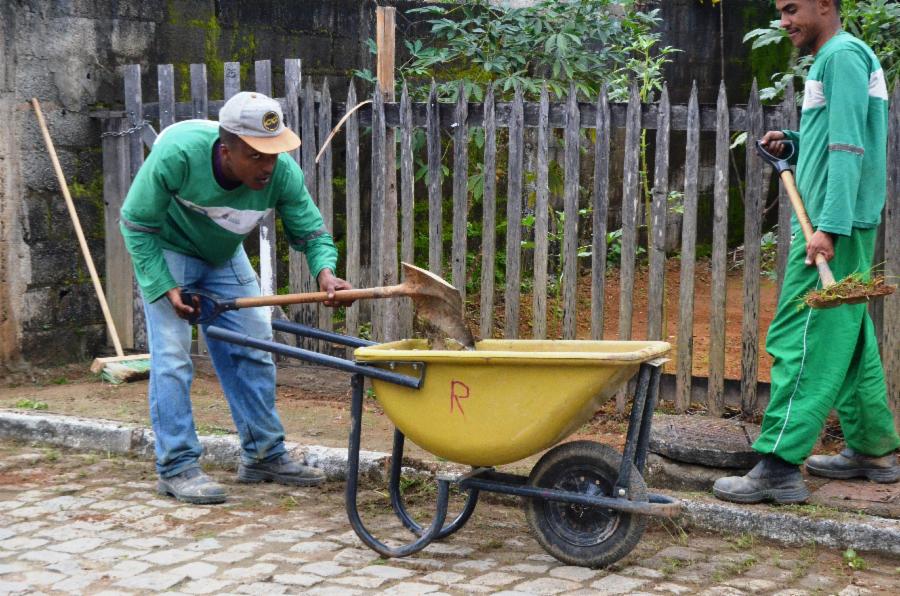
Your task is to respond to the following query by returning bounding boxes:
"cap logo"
[262,111,280,132]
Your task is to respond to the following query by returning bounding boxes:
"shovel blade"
[401,262,476,348]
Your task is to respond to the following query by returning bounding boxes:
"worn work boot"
[157,467,227,505]
[713,455,809,504]
[237,453,326,487]
[806,448,899,483]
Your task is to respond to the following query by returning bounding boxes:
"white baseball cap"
[219,91,301,154]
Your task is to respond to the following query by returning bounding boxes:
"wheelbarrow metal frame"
[205,322,679,560]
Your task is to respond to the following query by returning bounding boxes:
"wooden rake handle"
[777,169,837,288]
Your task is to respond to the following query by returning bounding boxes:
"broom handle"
[779,169,837,288]
[32,98,126,357]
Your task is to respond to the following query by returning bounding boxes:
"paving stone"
[423,542,475,556]
[259,553,311,564]
[304,587,362,596]
[698,588,748,596]
[526,553,558,563]
[743,565,793,583]
[39,496,95,512]
[84,548,145,562]
[46,537,106,554]
[204,549,254,563]
[141,548,202,565]
[52,571,105,591]
[656,546,704,561]
[356,565,415,580]
[549,565,600,582]
[837,587,872,596]
[770,591,811,596]
[121,537,171,550]
[453,559,498,572]
[289,540,341,554]
[391,557,446,570]
[0,537,48,550]
[116,571,185,591]
[300,561,350,577]
[18,549,72,563]
[514,577,581,595]
[46,559,85,574]
[146,499,178,508]
[797,573,840,591]
[382,581,441,594]
[0,503,23,513]
[219,523,267,537]
[111,505,157,521]
[184,538,223,552]
[590,574,650,594]
[222,563,278,580]
[108,560,152,578]
[180,579,235,595]
[655,583,694,595]
[724,578,779,593]
[471,571,523,587]
[17,490,51,503]
[501,563,551,574]
[88,500,133,511]
[331,575,389,588]
[0,580,29,593]
[172,561,218,579]
[452,585,494,594]
[272,573,323,587]
[131,514,172,533]
[23,570,67,585]
[235,581,288,594]
[261,529,315,543]
[167,507,211,521]
[0,562,29,574]
[420,571,467,585]
[6,522,46,534]
[331,548,381,565]
[0,529,13,541]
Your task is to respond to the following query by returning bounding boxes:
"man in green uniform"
[121,91,352,504]
[714,0,899,504]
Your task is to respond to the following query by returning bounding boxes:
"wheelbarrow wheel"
[524,440,648,568]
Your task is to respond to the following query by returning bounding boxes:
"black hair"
[219,126,241,148]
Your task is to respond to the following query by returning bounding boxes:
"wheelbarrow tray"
[354,339,671,467]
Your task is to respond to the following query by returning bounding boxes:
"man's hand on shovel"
[805,230,835,266]
[317,269,354,307]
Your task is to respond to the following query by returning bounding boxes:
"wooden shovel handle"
[778,170,837,288]
[233,284,408,308]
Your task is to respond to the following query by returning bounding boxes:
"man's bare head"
[774,0,842,54]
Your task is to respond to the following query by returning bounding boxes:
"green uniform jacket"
[782,31,888,236]
[120,120,337,303]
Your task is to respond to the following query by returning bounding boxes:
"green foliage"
[355,0,677,102]
[745,0,900,103]
[15,399,48,410]
[843,548,867,570]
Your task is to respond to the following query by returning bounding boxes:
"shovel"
[182,262,476,348]
[755,140,895,308]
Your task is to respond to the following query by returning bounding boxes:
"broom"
[755,140,896,309]
[32,98,150,383]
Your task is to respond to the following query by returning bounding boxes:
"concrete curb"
[2,410,899,558]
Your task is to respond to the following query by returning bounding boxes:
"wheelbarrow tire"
[524,440,648,568]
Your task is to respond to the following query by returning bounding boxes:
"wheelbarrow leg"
[614,359,665,497]
[389,429,480,539]
[345,374,450,557]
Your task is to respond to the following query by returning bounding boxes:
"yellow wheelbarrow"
[207,322,680,568]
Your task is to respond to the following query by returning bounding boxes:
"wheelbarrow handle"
[754,140,836,287]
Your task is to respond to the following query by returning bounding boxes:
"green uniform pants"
[753,227,900,465]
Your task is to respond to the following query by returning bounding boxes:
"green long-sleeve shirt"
[120,120,337,302]
[782,31,888,237]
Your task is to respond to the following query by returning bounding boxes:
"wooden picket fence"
[93,59,900,418]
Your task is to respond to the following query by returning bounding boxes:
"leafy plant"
[843,548,867,571]
[15,399,48,410]
[356,0,677,102]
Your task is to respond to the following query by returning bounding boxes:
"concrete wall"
[0,0,778,371]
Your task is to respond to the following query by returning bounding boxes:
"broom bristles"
[92,354,152,384]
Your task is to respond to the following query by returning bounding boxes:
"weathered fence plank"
[452,82,469,303]
[123,64,146,351]
[224,62,240,100]
[189,64,208,119]
[317,79,334,334]
[562,85,580,340]
[647,86,670,341]
[708,82,730,416]
[886,82,900,422]
[740,81,765,416]
[399,84,415,339]
[532,85,550,340]
[427,81,442,277]
[504,87,525,339]
[591,86,611,341]
[101,118,133,349]
[254,60,277,300]
[370,87,386,342]
[344,82,362,340]
[157,65,175,130]
[675,83,700,412]
[480,85,498,338]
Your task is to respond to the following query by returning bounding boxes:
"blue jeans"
[143,247,286,478]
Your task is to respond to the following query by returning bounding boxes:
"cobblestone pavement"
[0,442,898,596]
